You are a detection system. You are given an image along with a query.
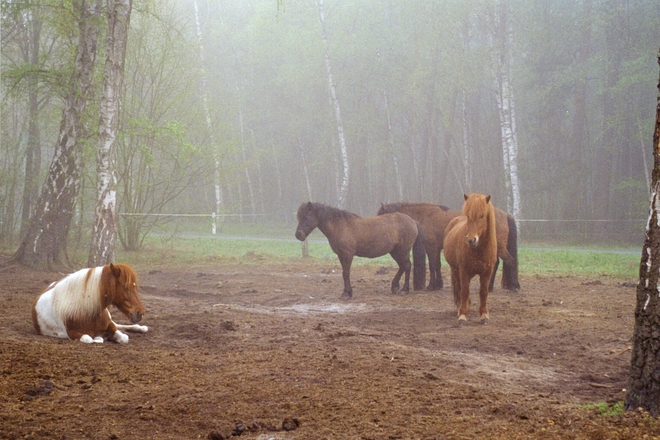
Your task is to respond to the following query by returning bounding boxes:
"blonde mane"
[50,267,104,320]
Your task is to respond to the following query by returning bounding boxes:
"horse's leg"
[488,258,500,292]
[115,323,149,333]
[457,270,472,326]
[450,266,461,309]
[436,247,444,289]
[427,247,441,290]
[338,255,354,300]
[478,272,491,324]
[392,253,411,294]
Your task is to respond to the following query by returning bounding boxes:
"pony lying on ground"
[295,202,426,300]
[443,194,498,325]
[32,263,147,343]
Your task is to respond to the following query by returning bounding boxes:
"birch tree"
[193,0,223,233]
[88,0,132,266]
[316,0,349,208]
[490,0,521,220]
[12,0,102,270]
[625,47,660,417]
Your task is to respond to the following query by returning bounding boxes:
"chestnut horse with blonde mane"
[443,194,498,325]
[32,263,147,343]
[378,202,519,292]
[295,202,426,300]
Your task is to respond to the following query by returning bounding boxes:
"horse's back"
[32,267,103,339]
[352,213,417,258]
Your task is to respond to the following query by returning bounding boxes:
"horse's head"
[295,202,319,241]
[107,263,145,324]
[462,193,492,248]
[377,203,396,215]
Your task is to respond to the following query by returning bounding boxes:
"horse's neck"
[486,207,497,245]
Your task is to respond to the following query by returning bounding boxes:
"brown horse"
[32,263,147,343]
[378,202,519,292]
[295,202,426,300]
[444,194,498,325]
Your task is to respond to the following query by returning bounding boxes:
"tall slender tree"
[13,0,102,270]
[316,0,349,208]
[626,47,660,417]
[88,0,132,266]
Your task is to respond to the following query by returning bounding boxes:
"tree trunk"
[193,0,224,233]
[20,17,43,239]
[625,47,660,417]
[13,0,102,270]
[383,90,404,201]
[88,0,132,267]
[491,0,521,221]
[316,0,349,209]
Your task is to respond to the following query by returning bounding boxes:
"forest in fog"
[2,0,660,251]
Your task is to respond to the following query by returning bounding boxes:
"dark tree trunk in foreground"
[626,47,660,417]
[12,0,102,270]
[88,0,132,266]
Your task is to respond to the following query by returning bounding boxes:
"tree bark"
[316,0,349,208]
[13,0,102,270]
[625,47,660,417]
[88,0,132,266]
[193,0,224,233]
[20,16,43,239]
[491,0,521,221]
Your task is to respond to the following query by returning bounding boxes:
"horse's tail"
[502,214,520,291]
[413,222,426,291]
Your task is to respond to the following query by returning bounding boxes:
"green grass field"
[111,226,641,282]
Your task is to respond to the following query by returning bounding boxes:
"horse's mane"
[309,202,360,221]
[50,267,105,320]
[462,195,494,218]
[383,202,451,212]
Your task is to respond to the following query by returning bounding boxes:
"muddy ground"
[1,257,658,440]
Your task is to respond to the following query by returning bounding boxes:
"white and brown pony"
[32,263,147,343]
[443,193,498,325]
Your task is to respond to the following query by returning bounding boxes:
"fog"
[2,0,659,245]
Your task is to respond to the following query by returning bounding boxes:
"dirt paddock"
[1,258,658,439]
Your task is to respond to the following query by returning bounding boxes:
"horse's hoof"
[340,293,352,301]
[480,314,489,325]
[458,315,467,326]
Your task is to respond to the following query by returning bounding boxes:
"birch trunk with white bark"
[491,0,521,221]
[316,0,349,208]
[193,0,224,233]
[13,0,102,270]
[625,47,660,417]
[88,0,132,266]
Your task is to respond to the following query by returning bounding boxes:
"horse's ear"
[463,194,469,201]
[109,263,121,278]
[485,195,491,203]
[307,201,314,210]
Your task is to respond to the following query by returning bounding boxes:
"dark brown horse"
[295,202,426,300]
[443,194,498,325]
[378,202,519,292]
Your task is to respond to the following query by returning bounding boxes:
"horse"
[295,202,426,300]
[378,202,519,292]
[443,193,499,325]
[32,263,148,343]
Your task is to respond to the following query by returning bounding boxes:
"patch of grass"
[581,401,625,417]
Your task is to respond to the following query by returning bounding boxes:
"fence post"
[212,212,217,235]
[302,238,309,257]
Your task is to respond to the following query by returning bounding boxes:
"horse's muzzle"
[130,311,143,323]
[465,236,478,248]
[295,230,307,241]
